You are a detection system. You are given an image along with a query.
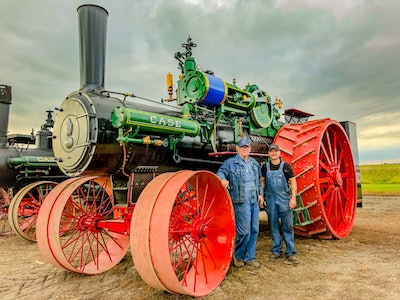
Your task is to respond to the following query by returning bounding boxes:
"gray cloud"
[1,0,399,164]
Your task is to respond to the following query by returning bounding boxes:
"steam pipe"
[0,84,12,147]
[77,4,108,91]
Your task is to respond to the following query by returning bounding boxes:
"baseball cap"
[268,144,280,151]
[237,137,251,147]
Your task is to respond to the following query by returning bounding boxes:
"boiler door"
[52,93,97,176]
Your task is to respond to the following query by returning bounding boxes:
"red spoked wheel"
[274,118,357,239]
[0,187,13,235]
[131,170,235,297]
[8,181,57,241]
[36,176,130,274]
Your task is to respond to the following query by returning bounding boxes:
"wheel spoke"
[26,190,42,208]
[330,128,338,165]
[334,135,343,167]
[320,137,332,165]
[325,129,334,162]
[318,176,329,185]
[324,189,333,217]
[319,158,330,173]
[19,215,36,231]
[333,191,340,222]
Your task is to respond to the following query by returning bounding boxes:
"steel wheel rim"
[131,170,235,296]
[130,172,177,292]
[316,121,357,237]
[37,176,130,274]
[8,181,57,241]
[37,177,81,267]
[0,188,13,235]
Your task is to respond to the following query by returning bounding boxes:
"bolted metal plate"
[52,92,97,176]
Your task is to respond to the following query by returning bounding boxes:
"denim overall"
[216,154,262,262]
[233,158,260,262]
[265,161,296,257]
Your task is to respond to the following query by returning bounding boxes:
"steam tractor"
[0,84,66,240]
[36,4,358,297]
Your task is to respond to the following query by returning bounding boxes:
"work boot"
[286,255,299,265]
[269,253,282,259]
[245,261,261,268]
[232,256,244,267]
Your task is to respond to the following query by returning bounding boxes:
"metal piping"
[77,4,109,91]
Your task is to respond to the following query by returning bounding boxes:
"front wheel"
[131,170,235,297]
[36,176,130,274]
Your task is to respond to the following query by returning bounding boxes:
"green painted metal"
[250,103,273,128]
[174,37,283,146]
[111,107,200,137]
[293,195,316,226]
[178,71,207,104]
[7,156,58,167]
[111,36,284,151]
[224,82,255,111]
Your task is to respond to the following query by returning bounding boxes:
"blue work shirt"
[216,154,263,204]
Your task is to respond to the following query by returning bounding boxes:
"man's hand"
[258,194,265,208]
[289,196,297,209]
[221,179,229,189]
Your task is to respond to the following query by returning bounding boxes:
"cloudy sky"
[1,0,399,164]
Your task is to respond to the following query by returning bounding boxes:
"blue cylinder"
[200,74,227,107]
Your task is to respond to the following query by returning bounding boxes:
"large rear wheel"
[274,118,357,238]
[131,170,235,296]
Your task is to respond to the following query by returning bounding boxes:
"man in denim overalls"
[261,143,299,265]
[216,137,264,268]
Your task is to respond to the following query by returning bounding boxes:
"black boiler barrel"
[52,91,232,177]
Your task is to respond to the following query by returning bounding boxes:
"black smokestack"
[0,84,12,147]
[77,4,108,91]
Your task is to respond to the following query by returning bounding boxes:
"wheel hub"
[328,164,343,188]
[170,213,207,242]
[77,213,103,232]
[191,218,207,242]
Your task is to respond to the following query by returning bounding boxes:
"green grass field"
[360,164,400,195]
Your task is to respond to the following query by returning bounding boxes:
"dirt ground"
[1,195,399,300]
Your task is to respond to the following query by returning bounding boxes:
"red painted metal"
[0,187,13,235]
[36,176,130,274]
[130,172,177,292]
[37,177,81,268]
[274,118,357,239]
[208,151,269,157]
[131,170,235,297]
[96,205,134,234]
[8,181,57,241]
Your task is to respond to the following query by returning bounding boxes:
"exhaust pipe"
[77,4,108,91]
[0,84,12,147]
